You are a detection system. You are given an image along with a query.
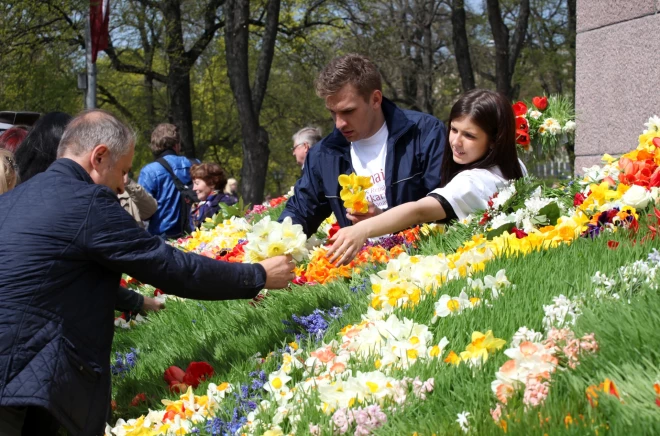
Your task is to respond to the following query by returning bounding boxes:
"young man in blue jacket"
[279,54,446,237]
[0,110,294,435]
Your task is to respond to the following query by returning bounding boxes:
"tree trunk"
[162,1,196,157]
[486,0,530,98]
[224,0,280,206]
[451,0,475,91]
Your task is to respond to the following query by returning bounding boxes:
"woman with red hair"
[0,126,28,153]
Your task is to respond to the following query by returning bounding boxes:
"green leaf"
[486,222,516,239]
[538,202,561,226]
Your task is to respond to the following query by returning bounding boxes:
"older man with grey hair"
[0,109,295,435]
[291,126,322,167]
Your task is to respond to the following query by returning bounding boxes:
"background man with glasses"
[291,126,322,167]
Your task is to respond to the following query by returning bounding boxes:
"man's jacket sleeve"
[83,188,266,301]
[420,119,447,192]
[278,153,332,238]
[115,286,144,312]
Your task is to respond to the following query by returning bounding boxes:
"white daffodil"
[432,291,470,322]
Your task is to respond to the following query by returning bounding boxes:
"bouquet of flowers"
[473,178,568,239]
[514,95,576,155]
[339,173,372,214]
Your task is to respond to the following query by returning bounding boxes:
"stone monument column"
[575,1,660,173]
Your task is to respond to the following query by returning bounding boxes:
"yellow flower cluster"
[338,173,373,214]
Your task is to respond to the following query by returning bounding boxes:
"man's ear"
[89,144,110,171]
[371,89,383,109]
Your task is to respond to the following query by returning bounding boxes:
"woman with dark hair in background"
[327,89,527,265]
[14,112,72,182]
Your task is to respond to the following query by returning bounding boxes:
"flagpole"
[85,14,97,109]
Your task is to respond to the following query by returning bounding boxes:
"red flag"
[90,0,110,63]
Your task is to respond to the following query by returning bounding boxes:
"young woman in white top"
[326,89,526,265]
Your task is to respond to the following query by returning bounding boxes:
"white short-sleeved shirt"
[429,160,527,219]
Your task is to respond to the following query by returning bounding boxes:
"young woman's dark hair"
[440,89,523,187]
[14,111,72,183]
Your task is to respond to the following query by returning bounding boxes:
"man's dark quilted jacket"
[0,159,267,435]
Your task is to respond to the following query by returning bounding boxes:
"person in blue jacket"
[138,123,197,238]
[279,54,446,237]
[0,110,295,435]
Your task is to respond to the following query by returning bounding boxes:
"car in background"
[0,111,41,134]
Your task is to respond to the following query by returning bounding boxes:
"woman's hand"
[325,225,369,266]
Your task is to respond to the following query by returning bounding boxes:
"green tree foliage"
[0,0,577,194]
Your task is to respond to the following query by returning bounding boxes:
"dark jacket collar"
[323,97,415,153]
[154,149,178,160]
[48,158,95,185]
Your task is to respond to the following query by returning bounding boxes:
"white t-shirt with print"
[350,122,389,210]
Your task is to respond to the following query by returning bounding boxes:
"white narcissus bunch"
[542,294,581,331]
[243,216,309,263]
[539,118,562,135]
[488,187,560,233]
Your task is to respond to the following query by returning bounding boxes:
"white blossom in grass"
[456,411,471,433]
[542,295,581,331]
[648,249,660,264]
[563,120,576,133]
[622,185,652,209]
[511,327,544,348]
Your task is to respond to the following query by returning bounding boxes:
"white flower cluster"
[368,250,495,314]
[580,161,620,185]
[243,216,309,263]
[489,187,560,233]
[237,311,443,435]
[539,118,562,135]
[510,326,544,348]
[592,256,660,301]
[491,183,517,210]
[432,270,513,322]
[542,294,581,331]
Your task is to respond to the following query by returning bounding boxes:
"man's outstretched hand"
[141,296,165,313]
[346,202,382,224]
[260,255,296,289]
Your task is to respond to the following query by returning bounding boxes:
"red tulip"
[130,393,147,407]
[183,361,215,388]
[653,137,660,148]
[573,192,586,207]
[607,240,619,249]
[532,96,548,111]
[516,129,530,149]
[516,116,529,133]
[328,222,341,240]
[163,365,186,385]
[512,101,528,117]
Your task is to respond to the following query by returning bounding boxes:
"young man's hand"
[346,202,382,224]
